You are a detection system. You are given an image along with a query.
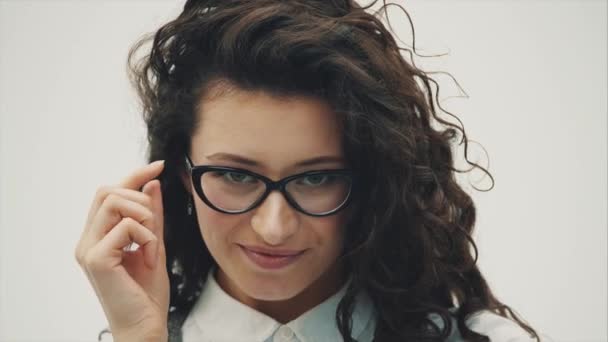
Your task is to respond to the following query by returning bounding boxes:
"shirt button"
[274,325,295,342]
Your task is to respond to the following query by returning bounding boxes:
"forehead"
[190,87,343,171]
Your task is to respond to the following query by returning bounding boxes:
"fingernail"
[151,160,165,167]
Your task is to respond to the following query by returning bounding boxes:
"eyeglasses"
[184,154,354,217]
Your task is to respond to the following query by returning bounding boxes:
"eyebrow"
[205,152,346,168]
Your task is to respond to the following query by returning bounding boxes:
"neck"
[216,263,347,324]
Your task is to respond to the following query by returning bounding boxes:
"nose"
[250,191,300,245]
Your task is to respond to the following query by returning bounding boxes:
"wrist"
[113,328,168,342]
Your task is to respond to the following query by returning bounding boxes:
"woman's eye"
[211,171,256,184]
[300,174,330,186]
[224,172,255,183]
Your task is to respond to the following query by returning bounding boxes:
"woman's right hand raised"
[75,160,170,342]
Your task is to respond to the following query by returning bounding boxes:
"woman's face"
[187,85,349,307]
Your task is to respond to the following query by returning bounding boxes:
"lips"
[240,245,304,256]
[238,244,306,270]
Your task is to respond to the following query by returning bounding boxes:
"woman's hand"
[75,161,169,342]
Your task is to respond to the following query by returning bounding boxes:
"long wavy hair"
[127,0,539,341]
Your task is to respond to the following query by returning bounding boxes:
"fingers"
[89,193,155,243]
[88,217,159,271]
[142,180,165,244]
[85,186,152,229]
[85,160,164,227]
[74,161,170,337]
[77,186,156,266]
[76,161,165,271]
[141,180,164,274]
[119,160,165,191]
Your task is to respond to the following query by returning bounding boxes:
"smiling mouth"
[240,244,305,256]
[238,245,306,270]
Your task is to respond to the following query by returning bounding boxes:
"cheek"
[307,215,346,258]
[195,200,245,255]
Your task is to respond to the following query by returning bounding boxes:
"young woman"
[75,0,541,341]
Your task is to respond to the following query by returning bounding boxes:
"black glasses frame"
[184,154,354,217]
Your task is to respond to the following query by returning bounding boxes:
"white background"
[0,0,606,341]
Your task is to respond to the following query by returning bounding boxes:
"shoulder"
[459,310,536,342]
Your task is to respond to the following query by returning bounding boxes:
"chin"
[239,272,306,301]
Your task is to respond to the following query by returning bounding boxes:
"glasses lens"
[285,173,352,214]
[201,170,265,212]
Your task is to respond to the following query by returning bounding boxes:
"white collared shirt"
[181,271,536,342]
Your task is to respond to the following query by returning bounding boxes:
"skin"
[76,161,170,341]
[185,85,350,323]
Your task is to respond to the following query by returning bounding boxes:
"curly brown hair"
[127,0,540,341]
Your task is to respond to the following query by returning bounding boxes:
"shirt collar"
[187,269,375,342]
